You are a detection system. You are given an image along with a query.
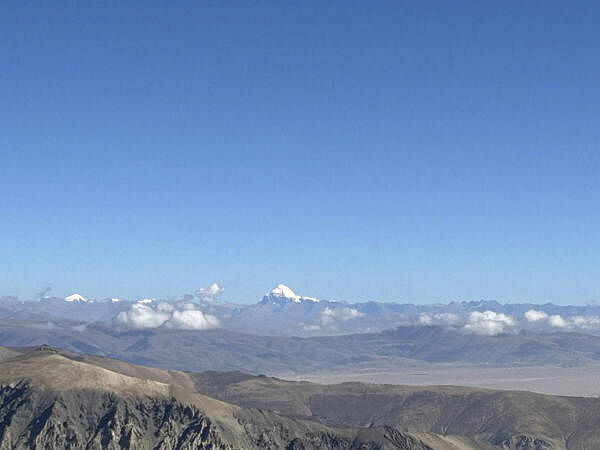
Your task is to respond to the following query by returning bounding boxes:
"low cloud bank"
[415,309,600,335]
[418,310,516,336]
[462,311,515,336]
[117,302,220,330]
[418,312,461,326]
[549,314,567,328]
[166,309,221,330]
[571,315,600,329]
[117,303,170,328]
[321,306,363,326]
[524,309,600,330]
[301,306,364,331]
[524,310,548,322]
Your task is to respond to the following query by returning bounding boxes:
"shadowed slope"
[0,347,483,450]
[9,346,600,449]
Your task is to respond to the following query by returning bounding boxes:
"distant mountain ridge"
[2,285,600,336]
[2,319,600,375]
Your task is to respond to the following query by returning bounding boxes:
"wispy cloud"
[195,283,224,302]
[418,312,461,326]
[35,286,52,300]
[321,306,363,326]
[166,310,220,330]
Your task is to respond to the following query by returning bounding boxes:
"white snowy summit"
[64,293,89,303]
[263,284,318,304]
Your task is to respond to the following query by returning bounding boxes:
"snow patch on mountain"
[64,294,89,303]
[263,284,319,304]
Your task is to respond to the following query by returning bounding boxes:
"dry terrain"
[2,346,600,449]
[283,364,600,397]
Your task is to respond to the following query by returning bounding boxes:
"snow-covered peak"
[264,285,319,304]
[270,284,300,301]
[64,293,89,303]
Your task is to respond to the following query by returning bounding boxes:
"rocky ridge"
[0,347,482,450]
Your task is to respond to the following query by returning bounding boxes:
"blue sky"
[1,2,599,304]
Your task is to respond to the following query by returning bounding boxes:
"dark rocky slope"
[0,347,482,450]
[5,347,599,449]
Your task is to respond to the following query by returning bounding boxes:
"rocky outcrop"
[0,380,488,449]
[0,383,228,449]
[0,349,471,450]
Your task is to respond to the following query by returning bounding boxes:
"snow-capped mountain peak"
[64,293,89,303]
[263,284,319,304]
[270,284,300,300]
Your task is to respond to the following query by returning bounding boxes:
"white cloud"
[195,283,224,302]
[117,301,220,330]
[548,314,567,328]
[571,315,600,329]
[462,310,515,336]
[321,307,363,326]
[156,302,174,313]
[419,312,461,326]
[179,302,199,311]
[522,310,600,330]
[165,309,220,330]
[418,313,433,325]
[524,309,549,322]
[437,313,461,324]
[117,303,170,329]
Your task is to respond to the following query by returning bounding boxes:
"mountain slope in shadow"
[0,346,486,450]
[3,346,600,449]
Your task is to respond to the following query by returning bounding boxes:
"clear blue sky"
[1,2,599,304]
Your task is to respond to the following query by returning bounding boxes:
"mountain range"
[1,319,600,375]
[1,345,599,449]
[3,284,600,337]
